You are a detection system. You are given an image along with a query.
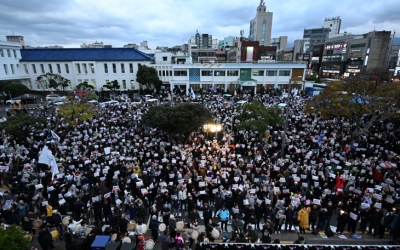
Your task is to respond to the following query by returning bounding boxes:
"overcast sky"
[1,0,399,49]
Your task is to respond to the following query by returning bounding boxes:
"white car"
[46,94,67,101]
[6,98,21,105]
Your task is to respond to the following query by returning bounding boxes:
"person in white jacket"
[68,218,82,233]
[178,187,187,210]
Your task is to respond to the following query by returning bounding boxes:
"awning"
[239,79,257,86]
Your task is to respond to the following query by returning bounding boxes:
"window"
[65,64,69,74]
[35,80,40,89]
[214,70,225,76]
[7,50,11,57]
[24,64,29,74]
[3,64,8,75]
[252,70,264,76]
[76,64,81,74]
[27,80,32,89]
[266,70,277,76]
[162,57,168,61]
[279,70,291,76]
[131,80,135,89]
[11,65,15,74]
[158,70,162,76]
[91,79,97,89]
[104,63,108,73]
[162,71,165,76]
[122,80,126,89]
[13,50,17,58]
[48,64,53,73]
[106,80,110,84]
[0,49,4,57]
[166,71,169,76]
[56,64,61,73]
[121,63,125,73]
[112,63,116,73]
[201,70,213,76]
[32,64,37,74]
[129,63,133,73]
[83,64,88,74]
[170,71,172,76]
[89,63,94,73]
[227,70,239,76]
[174,70,187,76]
[78,79,83,84]
[40,64,45,74]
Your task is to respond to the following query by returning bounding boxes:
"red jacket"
[335,176,345,192]
[373,169,383,183]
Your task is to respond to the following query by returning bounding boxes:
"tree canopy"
[57,97,98,127]
[3,83,30,96]
[305,78,400,141]
[103,80,120,90]
[0,225,31,250]
[136,64,163,93]
[36,73,70,90]
[235,100,284,134]
[0,112,45,136]
[142,103,213,143]
[76,81,95,90]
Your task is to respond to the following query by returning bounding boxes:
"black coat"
[38,230,54,250]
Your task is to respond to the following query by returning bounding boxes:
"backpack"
[325,228,334,237]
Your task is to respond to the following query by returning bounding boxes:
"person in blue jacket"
[215,204,230,232]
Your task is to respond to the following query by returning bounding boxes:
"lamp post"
[281,76,302,156]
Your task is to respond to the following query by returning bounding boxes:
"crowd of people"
[0,88,400,250]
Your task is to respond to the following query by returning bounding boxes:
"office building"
[303,17,341,52]
[195,30,213,49]
[249,0,273,46]
[271,36,288,52]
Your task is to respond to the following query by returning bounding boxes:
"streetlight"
[203,123,222,139]
[281,76,302,156]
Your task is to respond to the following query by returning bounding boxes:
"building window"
[129,63,133,73]
[13,50,17,58]
[89,63,94,73]
[91,79,97,89]
[3,64,8,75]
[32,64,37,74]
[214,70,226,76]
[201,70,213,76]
[35,80,40,89]
[112,63,116,73]
[40,64,45,74]
[65,64,69,74]
[122,80,126,89]
[77,79,83,85]
[48,64,53,73]
[7,50,11,57]
[162,71,166,76]
[24,64,29,74]
[261,20,266,46]
[162,57,168,61]
[174,70,188,76]
[279,70,291,76]
[104,63,108,73]
[106,80,110,84]
[166,71,169,76]
[266,70,277,76]
[252,70,264,76]
[131,80,135,89]
[227,70,239,76]
[10,64,15,74]
[170,71,172,76]
[56,64,61,73]
[121,63,125,73]
[76,64,81,74]
[83,64,88,74]
[27,80,32,89]
[0,49,4,57]
[159,70,162,76]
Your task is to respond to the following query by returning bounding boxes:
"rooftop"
[20,48,154,62]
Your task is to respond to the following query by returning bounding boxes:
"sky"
[1,0,399,49]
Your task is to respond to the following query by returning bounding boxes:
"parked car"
[88,100,98,104]
[46,94,67,101]
[6,98,21,105]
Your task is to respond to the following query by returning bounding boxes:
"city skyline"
[1,0,399,49]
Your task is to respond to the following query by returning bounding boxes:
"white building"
[20,48,153,90]
[0,40,30,83]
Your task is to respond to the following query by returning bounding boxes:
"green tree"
[103,80,120,90]
[37,73,70,90]
[86,92,98,100]
[305,78,400,142]
[142,103,213,143]
[3,83,30,96]
[235,100,283,137]
[0,225,31,250]
[136,64,163,93]
[76,81,94,91]
[0,113,45,136]
[57,97,98,128]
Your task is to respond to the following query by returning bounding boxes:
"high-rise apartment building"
[249,0,273,46]
[303,17,341,52]
[194,30,213,49]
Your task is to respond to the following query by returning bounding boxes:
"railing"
[151,61,308,65]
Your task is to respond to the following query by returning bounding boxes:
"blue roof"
[20,48,154,62]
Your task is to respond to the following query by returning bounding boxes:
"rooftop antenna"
[12,30,14,35]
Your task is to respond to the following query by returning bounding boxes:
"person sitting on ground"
[293,236,306,244]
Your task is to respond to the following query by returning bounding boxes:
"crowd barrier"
[199,242,400,250]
